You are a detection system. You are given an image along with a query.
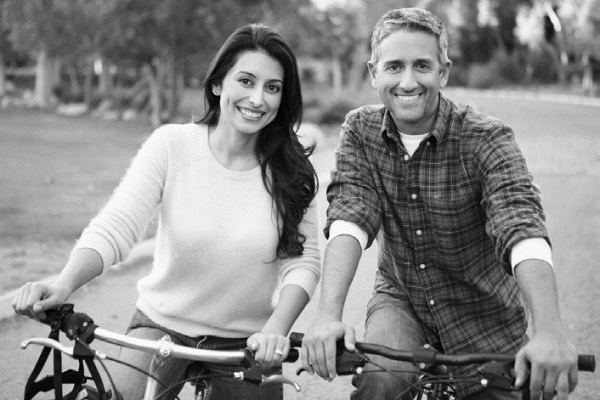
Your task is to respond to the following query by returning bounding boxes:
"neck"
[208,125,260,171]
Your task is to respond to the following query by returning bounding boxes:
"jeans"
[109,309,283,400]
[351,275,521,400]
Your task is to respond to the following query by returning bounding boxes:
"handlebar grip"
[289,332,304,348]
[578,354,595,372]
[285,349,300,363]
[38,304,74,326]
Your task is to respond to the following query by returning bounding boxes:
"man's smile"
[394,93,421,103]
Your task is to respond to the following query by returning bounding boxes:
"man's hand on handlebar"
[300,317,356,381]
[12,282,70,321]
[514,329,579,400]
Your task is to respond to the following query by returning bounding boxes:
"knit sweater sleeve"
[72,125,170,270]
[278,198,321,298]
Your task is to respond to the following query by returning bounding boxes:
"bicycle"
[288,332,596,400]
[20,303,302,400]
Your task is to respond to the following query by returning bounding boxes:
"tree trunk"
[65,63,82,100]
[34,46,59,108]
[347,39,370,91]
[541,41,564,84]
[142,63,162,128]
[0,53,5,97]
[98,56,113,97]
[331,56,343,97]
[83,58,94,108]
[165,52,180,121]
[581,51,594,96]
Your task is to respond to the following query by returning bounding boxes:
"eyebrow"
[383,57,434,65]
[237,70,283,84]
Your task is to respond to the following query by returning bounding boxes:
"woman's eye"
[239,78,252,86]
[266,84,281,93]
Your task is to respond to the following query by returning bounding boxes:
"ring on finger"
[274,349,284,356]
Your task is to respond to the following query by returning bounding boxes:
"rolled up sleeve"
[476,124,550,273]
[325,111,383,248]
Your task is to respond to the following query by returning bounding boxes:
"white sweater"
[74,123,321,337]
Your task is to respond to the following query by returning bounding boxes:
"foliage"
[318,99,355,125]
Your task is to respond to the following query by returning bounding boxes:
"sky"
[312,0,349,10]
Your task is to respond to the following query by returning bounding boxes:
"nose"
[248,86,264,107]
[399,68,418,91]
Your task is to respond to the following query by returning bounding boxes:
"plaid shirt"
[325,94,549,395]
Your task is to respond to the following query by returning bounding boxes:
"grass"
[0,108,153,292]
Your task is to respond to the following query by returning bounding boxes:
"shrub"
[493,51,526,84]
[318,100,355,125]
[467,62,502,89]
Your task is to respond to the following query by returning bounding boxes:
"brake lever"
[295,347,368,377]
[21,338,74,356]
[262,374,301,392]
[477,361,516,390]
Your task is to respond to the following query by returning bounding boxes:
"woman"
[13,23,320,399]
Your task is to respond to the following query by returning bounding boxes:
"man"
[300,7,578,400]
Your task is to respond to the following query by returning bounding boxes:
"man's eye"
[386,64,400,72]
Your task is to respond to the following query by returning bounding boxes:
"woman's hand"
[12,282,70,321]
[247,332,290,372]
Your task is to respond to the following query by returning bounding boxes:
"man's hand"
[514,330,578,400]
[300,316,356,381]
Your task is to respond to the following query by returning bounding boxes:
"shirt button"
[411,193,417,200]
[426,141,431,146]
[403,154,409,161]
[419,264,426,269]
[429,299,435,306]
[416,229,422,235]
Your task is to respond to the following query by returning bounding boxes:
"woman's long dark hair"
[199,23,318,259]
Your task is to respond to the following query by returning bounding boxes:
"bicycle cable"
[356,351,423,399]
[101,353,183,400]
[75,339,120,399]
[154,373,233,400]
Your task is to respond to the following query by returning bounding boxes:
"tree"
[0,0,11,97]
[100,0,287,126]
[1,0,116,107]
[516,0,600,89]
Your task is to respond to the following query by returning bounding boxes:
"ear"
[367,61,378,89]
[439,60,452,88]
[212,85,221,96]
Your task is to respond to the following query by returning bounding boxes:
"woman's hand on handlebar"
[247,331,290,372]
[12,282,70,321]
[300,317,356,381]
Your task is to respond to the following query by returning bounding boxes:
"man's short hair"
[370,7,449,66]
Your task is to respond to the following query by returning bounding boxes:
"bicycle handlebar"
[289,332,596,372]
[34,304,299,365]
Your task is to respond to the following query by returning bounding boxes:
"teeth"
[396,94,419,102]
[239,108,263,119]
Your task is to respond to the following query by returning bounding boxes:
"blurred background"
[1,0,599,127]
[1,2,599,398]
